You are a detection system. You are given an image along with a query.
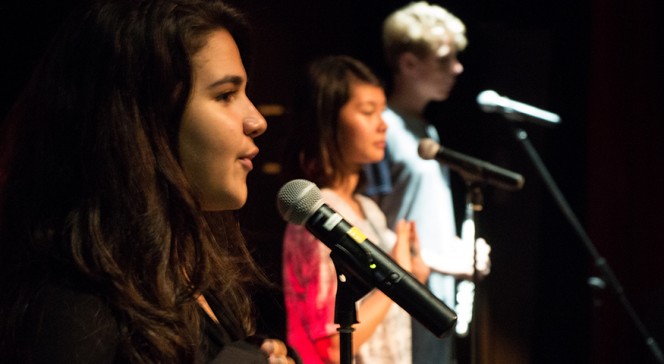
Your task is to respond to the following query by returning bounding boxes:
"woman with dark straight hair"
[282,55,430,364]
[0,0,293,362]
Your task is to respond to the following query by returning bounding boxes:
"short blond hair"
[383,1,467,72]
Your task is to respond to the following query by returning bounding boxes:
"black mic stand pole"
[511,126,664,364]
[330,251,373,364]
[456,180,485,364]
[468,182,484,364]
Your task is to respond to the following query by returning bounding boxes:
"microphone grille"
[276,179,323,225]
[418,138,440,160]
[476,90,499,106]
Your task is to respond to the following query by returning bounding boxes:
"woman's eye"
[216,90,238,103]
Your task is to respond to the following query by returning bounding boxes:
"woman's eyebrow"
[207,75,244,90]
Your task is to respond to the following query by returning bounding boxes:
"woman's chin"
[201,190,247,211]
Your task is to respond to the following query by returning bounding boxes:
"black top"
[23,282,267,363]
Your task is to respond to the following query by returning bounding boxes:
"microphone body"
[477,89,560,127]
[277,179,457,338]
[418,138,525,191]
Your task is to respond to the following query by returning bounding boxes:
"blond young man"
[366,2,491,363]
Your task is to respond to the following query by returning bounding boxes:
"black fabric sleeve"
[207,339,268,363]
[202,294,269,363]
[27,285,120,364]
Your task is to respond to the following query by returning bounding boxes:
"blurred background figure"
[365,3,491,363]
[282,55,429,363]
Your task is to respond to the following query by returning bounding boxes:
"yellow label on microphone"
[347,227,367,243]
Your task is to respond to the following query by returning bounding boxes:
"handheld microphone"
[418,138,525,191]
[276,179,457,338]
[477,89,561,127]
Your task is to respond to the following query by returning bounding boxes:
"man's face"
[410,41,464,102]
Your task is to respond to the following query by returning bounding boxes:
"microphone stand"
[330,251,373,364]
[456,181,484,364]
[511,126,664,364]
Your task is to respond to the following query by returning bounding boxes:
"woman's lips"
[239,149,259,170]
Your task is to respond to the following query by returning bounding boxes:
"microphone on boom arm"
[477,89,561,127]
[418,138,525,191]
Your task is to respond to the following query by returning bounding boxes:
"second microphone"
[418,138,525,191]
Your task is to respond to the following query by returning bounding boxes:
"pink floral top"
[282,188,412,364]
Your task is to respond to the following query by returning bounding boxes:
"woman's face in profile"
[179,29,267,211]
[337,82,387,167]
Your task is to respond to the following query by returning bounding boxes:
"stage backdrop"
[2,1,662,363]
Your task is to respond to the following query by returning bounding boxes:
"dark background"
[2,1,663,363]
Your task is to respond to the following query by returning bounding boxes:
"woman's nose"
[243,102,267,138]
[378,116,388,132]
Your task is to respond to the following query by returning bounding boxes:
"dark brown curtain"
[588,1,664,363]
